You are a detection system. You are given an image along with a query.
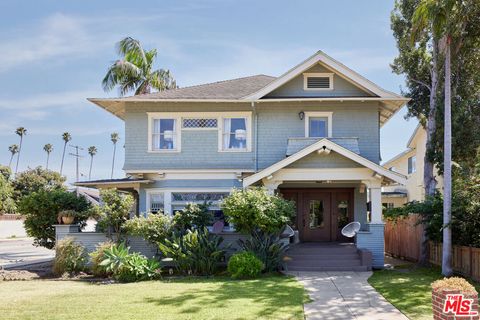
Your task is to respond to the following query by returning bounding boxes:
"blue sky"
[0,0,418,183]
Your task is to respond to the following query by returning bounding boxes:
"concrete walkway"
[288,271,408,320]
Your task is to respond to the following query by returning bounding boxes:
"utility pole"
[69,145,84,183]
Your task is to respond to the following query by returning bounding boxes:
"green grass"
[368,266,480,320]
[0,275,307,320]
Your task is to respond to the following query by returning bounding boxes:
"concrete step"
[287,259,362,268]
[285,253,360,260]
[286,265,369,272]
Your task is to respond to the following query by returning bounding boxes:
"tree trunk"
[419,38,440,266]
[89,156,93,180]
[111,144,116,179]
[8,154,14,168]
[15,136,23,174]
[60,143,67,175]
[46,153,50,170]
[442,37,453,277]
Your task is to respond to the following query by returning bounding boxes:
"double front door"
[281,188,354,242]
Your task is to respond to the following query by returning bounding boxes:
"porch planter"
[61,216,75,224]
[432,277,479,320]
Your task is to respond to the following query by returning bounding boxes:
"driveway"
[0,238,54,267]
[288,271,408,320]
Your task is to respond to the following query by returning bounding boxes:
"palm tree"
[110,133,119,179]
[412,0,462,277]
[14,127,26,174]
[102,37,177,96]
[60,132,71,175]
[43,143,53,170]
[87,146,97,180]
[8,144,19,169]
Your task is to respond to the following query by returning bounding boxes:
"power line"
[68,144,84,183]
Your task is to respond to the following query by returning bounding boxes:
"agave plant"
[237,230,289,272]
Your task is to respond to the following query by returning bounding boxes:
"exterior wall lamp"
[298,111,305,120]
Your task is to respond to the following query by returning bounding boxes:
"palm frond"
[103,60,143,94]
[117,37,147,67]
[150,69,177,91]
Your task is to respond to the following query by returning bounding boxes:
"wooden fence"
[384,214,423,261]
[384,214,480,281]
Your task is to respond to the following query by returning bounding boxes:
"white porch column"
[370,186,382,223]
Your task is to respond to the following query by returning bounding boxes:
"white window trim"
[147,112,252,153]
[305,111,333,138]
[147,113,182,153]
[145,188,232,217]
[303,72,334,91]
[218,112,252,153]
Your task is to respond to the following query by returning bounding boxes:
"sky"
[0,0,419,184]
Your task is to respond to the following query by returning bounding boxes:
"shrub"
[222,188,295,234]
[238,230,288,272]
[89,241,115,277]
[172,202,213,232]
[227,251,263,279]
[0,166,16,214]
[124,214,172,245]
[159,227,226,275]
[100,242,161,282]
[12,166,65,203]
[94,189,134,242]
[53,237,88,276]
[18,189,92,248]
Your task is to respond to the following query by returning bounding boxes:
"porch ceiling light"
[298,111,305,120]
[317,146,331,154]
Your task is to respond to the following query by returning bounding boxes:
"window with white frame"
[408,155,416,174]
[149,193,164,214]
[303,73,334,90]
[221,117,248,151]
[171,192,230,226]
[305,112,332,138]
[151,118,178,151]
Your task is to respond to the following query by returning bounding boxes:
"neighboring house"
[77,51,408,268]
[382,125,444,208]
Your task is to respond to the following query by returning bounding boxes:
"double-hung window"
[148,192,164,214]
[221,116,250,151]
[151,118,178,151]
[305,112,332,138]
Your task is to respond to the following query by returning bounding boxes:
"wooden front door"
[280,188,354,242]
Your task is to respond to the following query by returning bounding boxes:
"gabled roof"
[88,50,408,125]
[243,138,407,187]
[382,123,421,167]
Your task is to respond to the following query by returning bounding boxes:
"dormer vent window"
[303,73,333,90]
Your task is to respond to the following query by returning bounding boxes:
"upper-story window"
[151,118,179,151]
[219,114,252,152]
[408,155,416,174]
[303,73,334,91]
[305,112,333,138]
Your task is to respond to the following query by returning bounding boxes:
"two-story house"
[382,124,444,208]
[78,51,408,268]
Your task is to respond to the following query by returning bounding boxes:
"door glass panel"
[309,200,324,229]
[338,200,349,229]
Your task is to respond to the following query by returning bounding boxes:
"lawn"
[368,266,480,320]
[0,275,306,320]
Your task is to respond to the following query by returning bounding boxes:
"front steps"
[284,242,372,272]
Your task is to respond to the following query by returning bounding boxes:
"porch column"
[370,187,382,223]
[263,179,282,195]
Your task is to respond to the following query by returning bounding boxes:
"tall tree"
[411,0,473,276]
[87,146,97,180]
[8,144,19,169]
[60,132,71,175]
[110,133,119,179]
[14,127,27,174]
[43,143,53,170]
[102,37,177,96]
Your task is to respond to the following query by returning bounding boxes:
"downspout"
[252,101,259,172]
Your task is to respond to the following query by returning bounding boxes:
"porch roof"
[74,178,153,189]
[286,137,360,156]
[243,138,407,187]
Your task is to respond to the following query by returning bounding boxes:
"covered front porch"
[243,139,406,268]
